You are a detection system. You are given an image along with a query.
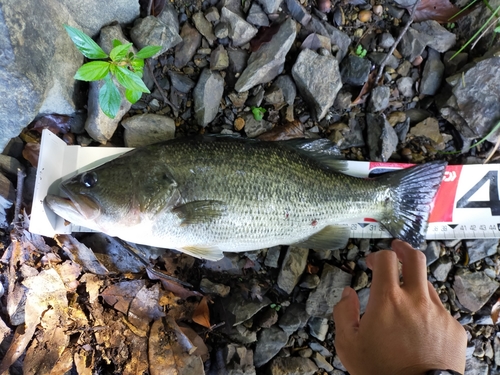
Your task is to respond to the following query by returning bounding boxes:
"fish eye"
[81,172,98,188]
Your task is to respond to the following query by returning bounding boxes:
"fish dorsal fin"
[173,200,227,225]
[281,138,347,172]
[181,245,225,261]
[293,225,350,250]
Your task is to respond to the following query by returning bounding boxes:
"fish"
[45,136,446,261]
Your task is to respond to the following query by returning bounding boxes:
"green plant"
[64,25,161,119]
[355,45,367,58]
[251,106,266,121]
[270,303,281,312]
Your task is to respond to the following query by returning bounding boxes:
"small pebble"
[234,117,245,131]
[358,10,372,22]
[373,4,383,16]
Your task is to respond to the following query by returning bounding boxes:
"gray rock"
[443,51,468,76]
[300,274,320,289]
[443,57,500,144]
[340,55,372,86]
[368,86,390,112]
[193,12,216,45]
[241,112,273,138]
[323,23,351,61]
[202,253,243,274]
[193,68,224,126]
[399,28,431,61]
[423,241,441,266]
[420,48,444,96]
[199,278,230,297]
[307,263,351,318]
[393,0,418,7]
[397,76,414,97]
[257,308,279,328]
[285,0,312,26]
[235,18,297,92]
[247,3,269,27]
[397,60,413,77]
[309,342,332,357]
[279,303,310,336]
[366,113,398,162]
[313,353,334,372]
[130,16,182,58]
[292,49,342,121]
[0,173,14,226]
[367,52,400,69]
[0,155,23,177]
[222,344,256,374]
[254,326,288,367]
[430,256,453,282]
[228,324,258,344]
[267,357,318,375]
[121,114,175,147]
[264,247,281,268]
[333,354,347,371]
[277,247,308,294]
[465,356,489,375]
[175,22,202,68]
[273,75,296,106]
[204,7,220,23]
[308,317,329,341]
[379,32,395,49]
[412,20,456,53]
[466,239,499,264]
[257,0,282,14]
[494,333,500,367]
[221,7,258,47]
[226,293,271,325]
[158,2,179,33]
[214,21,229,39]
[410,117,445,150]
[454,269,500,312]
[168,71,195,93]
[210,45,229,70]
[85,24,133,143]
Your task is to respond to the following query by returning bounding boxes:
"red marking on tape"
[369,162,414,170]
[364,218,377,222]
[428,165,463,223]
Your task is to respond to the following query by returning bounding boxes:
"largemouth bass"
[45,137,446,261]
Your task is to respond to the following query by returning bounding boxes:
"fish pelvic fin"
[181,245,225,261]
[377,161,447,248]
[293,225,350,250]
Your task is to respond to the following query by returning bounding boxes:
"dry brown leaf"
[413,0,470,22]
[179,323,209,362]
[55,234,109,275]
[55,260,82,292]
[257,120,305,141]
[491,298,500,324]
[128,284,165,333]
[0,316,10,346]
[49,348,74,375]
[352,69,377,106]
[0,325,36,373]
[31,114,71,135]
[101,280,147,314]
[73,349,93,375]
[80,273,104,304]
[22,142,40,168]
[192,297,211,328]
[146,268,202,299]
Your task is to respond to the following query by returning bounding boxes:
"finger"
[427,281,443,307]
[392,239,428,294]
[366,250,400,297]
[333,287,360,335]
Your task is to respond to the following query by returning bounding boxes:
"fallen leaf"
[413,0,471,22]
[179,323,209,361]
[22,142,40,168]
[55,260,82,292]
[73,349,93,375]
[351,69,378,106]
[101,280,147,314]
[128,284,165,333]
[257,120,305,141]
[31,114,71,135]
[55,235,109,275]
[491,298,500,324]
[192,297,211,328]
[250,23,281,52]
[49,348,74,375]
[146,268,202,299]
[0,316,12,349]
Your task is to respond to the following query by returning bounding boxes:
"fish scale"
[45,137,446,260]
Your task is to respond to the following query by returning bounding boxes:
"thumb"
[333,287,360,335]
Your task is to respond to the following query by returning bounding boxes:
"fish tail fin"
[377,161,447,248]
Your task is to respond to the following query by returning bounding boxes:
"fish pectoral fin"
[181,245,225,261]
[293,225,350,251]
[173,200,226,225]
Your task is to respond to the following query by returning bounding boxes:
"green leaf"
[114,66,150,93]
[131,58,145,69]
[251,106,266,121]
[74,61,110,81]
[135,45,162,59]
[110,42,133,62]
[64,24,108,59]
[125,89,142,104]
[99,76,121,118]
[112,39,123,48]
[495,25,500,33]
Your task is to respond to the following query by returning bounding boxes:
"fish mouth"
[45,187,101,223]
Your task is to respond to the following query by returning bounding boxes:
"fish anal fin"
[181,245,225,261]
[173,200,226,225]
[294,225,350,250]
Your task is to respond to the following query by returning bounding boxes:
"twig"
[375,0,420,84]
[12,168,26,227]
[471,17,498,50]
[145,60,177,111]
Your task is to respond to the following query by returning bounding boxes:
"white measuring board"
[30,129,500,240]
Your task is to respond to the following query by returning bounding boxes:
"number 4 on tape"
[456,170,500,216]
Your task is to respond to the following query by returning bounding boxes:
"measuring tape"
[343,162,500,240]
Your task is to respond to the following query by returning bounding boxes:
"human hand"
[333,239,467,375]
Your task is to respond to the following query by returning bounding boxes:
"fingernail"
[341,287,351,298]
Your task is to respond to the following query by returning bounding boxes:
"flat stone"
[366,113,398,162]
[214,21,229,39]
[199,278,230,297]
[264,247,281,268]
[278,303,310,336]
[379,32,395,49]
[204,7,220,23]
[223,344,256,374]
[193,68,224,126]
[465,356,489,375]
[130,16,181,58]
[399,28,431,61]
[313,352,334,372]
[292,49,342,121]
[256,308,278,328]
[0,155,23,177]
[257,0,282,14]
[410,117,444,150]
[443,51,468,76]
[210,45,229,70]
[254,326,288,367]
[309,342,332,357]
[226,293,271,325]
[430,256,453,282]
[228,324,257,344]
[85,24,132,143]
[412,20,456,53]
[466,239,499,264]
[158,2,179,33]
[277,247,308,294]
[247,3,269,27]
[221,7,258,47]
[299,274,320,289]
[368,86,390,112]
[397,76,414,97]
[424,241,441,266]
[241,112,273,138]
[285,0,312,26]
[272,75,296,106]
[308,317,329,341]
[192,12,216,45]
[454,269,500,312]
[267,357,318,375]
[420,48,444,96]
[367,52,400,69]
[175,23,202,68]
[235,18,297,92]
[168,71,195,93]
[340,55,371,86]
[324,23,351,61]
[121,114,175,147]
